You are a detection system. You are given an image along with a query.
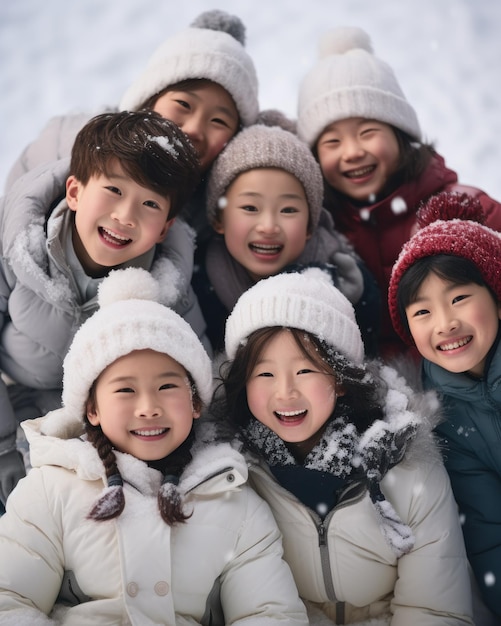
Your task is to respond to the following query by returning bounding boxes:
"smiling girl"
[213,266,472,624]
[389,190,501,621]
[297,27,501,358]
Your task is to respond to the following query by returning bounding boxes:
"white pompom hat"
[120,10,259,127]
[225,267,364,364]
[297,26,421,147]
[61,268,213,420]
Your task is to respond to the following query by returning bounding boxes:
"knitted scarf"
[242,414,418,558]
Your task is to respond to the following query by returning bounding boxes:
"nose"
[436,309,459,334]
[256,212,280,235]
[111,201,136,228]
[342,137,365,161]
[275,373,298,400]
[178,115,204,147]
[135,395,162,419]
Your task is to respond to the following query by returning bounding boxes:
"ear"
[156,217,175,243]
[86,401,100,426]
[66,175,82,212]
[212,209,226,235]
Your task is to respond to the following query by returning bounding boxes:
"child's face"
[214,168,310,281]
[316,118,400,202]
[66,161,173,277]
[153,82,239,171]
[405,273,501,376]
[246,330,339,454]
[87,349,200,461]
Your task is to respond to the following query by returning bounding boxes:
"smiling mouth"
[438,336,472,351]
[99,226,132,246]
[274,409,307,423]
[131,428,168,437]
[249,243,283,256]
[344,165,376,179]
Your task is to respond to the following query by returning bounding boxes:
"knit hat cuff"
[298,87,421,147]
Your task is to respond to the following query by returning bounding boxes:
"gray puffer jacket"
[0,158,208,453]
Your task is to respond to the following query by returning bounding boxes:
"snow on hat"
[388,191,501,343]
[225,267,364,363]
[297,26,421,147]
[62,267,213,418]
[119,10,259,127]
[206,109,324,231]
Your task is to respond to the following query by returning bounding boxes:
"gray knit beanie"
[297,26,421,147]
[120,10,259,127]
[206,109,324,230]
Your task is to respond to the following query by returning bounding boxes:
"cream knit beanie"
[206,110,323,230]
[297,26,421,147]
[120,10,258,127]
[225,267,364,364]
[61,268,213,419]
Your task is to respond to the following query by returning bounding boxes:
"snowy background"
[1,0,501,199]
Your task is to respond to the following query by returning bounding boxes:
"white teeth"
[133,428,166,436]
[251,243,281,252]
[439,337,471,351]
[276,409,304,417]
[346,166,374,178]
[102,227,130,242]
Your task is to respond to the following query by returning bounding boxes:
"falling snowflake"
[484,572,496,587]
[316,502,328,516]
[391,196,407,215]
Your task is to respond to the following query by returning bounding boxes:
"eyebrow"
[236,191,304,201]
[107,371,184,384]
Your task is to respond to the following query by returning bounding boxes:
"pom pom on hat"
[388,191,501,344]
[120,10,258,127]
[61,268,213,419]
[206,109,323,231]
[297,26,421,147]
[225,267,364,364]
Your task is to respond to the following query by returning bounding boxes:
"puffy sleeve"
[0,467,64,618]
[390,460,473,625]
[219,487,308,625]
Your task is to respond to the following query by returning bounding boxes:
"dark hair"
[217,326,385,437]
[396,254,497,336]
[69,110,201,220]
[84,372,202,525]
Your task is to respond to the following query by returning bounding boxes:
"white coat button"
[127,582,139,597]
[154,581,169,596]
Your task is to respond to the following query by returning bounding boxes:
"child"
[0,109,207,510]
[297,26,501,359]
[214,267,473,624]
[193,110,380,355]
[0,267,308,624]
[388,191,501,621]
[5,10,259,241]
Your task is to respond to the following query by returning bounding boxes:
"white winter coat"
[0,158,208,452]
[0,413,307,625]
[242,366,474,625]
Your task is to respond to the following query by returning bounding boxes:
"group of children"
[0,8,500,625]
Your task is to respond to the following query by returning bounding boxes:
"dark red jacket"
[325,153,501,359]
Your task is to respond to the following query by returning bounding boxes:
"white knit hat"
[206,110,324,230]
[297,26,421,147]
[225,267,364,364]
[120,10,259,127]
[62,268,213,419]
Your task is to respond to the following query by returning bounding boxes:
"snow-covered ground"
[1,0,501,200]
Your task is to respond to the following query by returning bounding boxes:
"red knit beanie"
[388,191,501,344]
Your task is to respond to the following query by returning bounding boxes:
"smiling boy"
[0,110,205,509]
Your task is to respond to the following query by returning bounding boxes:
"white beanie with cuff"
[297,26,421,147]
[120,10,259,127]
[225,267,364,364]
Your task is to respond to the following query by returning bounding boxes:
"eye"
[280,206,300,214]
[174,98,190,110]
[159,383,177,390]
[106,185,121,195]
[452,294,468,304]
[241,204,258,213]
[256,371,273,378]
[143,200,161,210]
[116,387,134,393]
[212,116,231,128]
[411,308,429,317]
